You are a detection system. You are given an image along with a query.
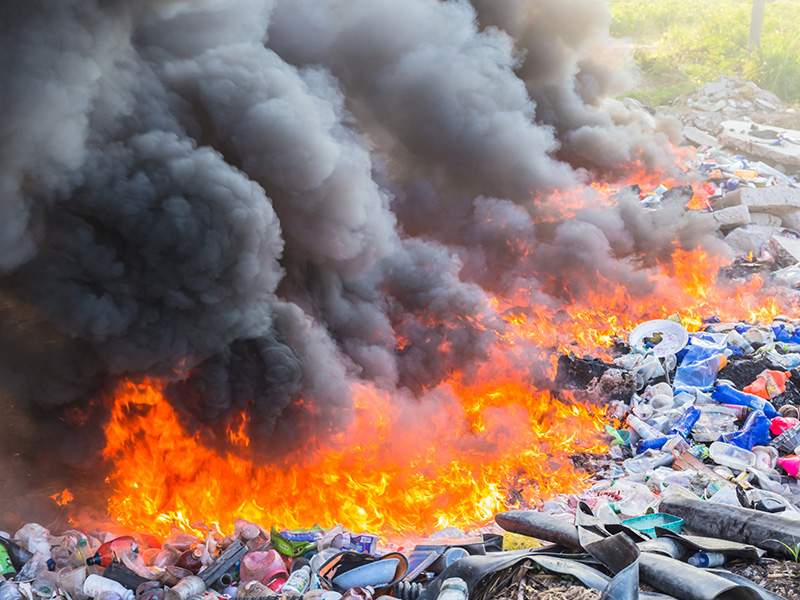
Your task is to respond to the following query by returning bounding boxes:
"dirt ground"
[479,554,800,600]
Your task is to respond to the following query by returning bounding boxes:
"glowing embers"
[101,376,606,537]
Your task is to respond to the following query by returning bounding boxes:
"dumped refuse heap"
[9,308,800,600]
[9,318,800,600]
[9,78,800,600]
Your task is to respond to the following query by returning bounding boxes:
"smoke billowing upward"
[0,0,716,489]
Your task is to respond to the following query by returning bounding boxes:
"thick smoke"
[0,0,719,485]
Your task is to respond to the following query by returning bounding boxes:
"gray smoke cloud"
[0,0,721,486]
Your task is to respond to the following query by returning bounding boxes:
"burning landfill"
[5,1,800,600]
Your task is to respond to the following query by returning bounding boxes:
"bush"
[609,0,800,104]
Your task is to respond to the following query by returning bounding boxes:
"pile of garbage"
[6,315,800,600]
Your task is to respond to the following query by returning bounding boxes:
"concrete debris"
[699,205,751,230]
[723,225,780,255]
[718,120,800,167]
[769,234,800,267]
[717,187,800,216]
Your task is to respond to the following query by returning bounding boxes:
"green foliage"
[766,537,800,562]
[624,83,697,107]
[609,0,800,104]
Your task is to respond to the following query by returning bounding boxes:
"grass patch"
[623,83,697,107]
[609,0,800,104]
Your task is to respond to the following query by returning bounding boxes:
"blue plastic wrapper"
[673,333,729,392]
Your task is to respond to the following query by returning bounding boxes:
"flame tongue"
[99,240,792,538]
[103,376,606,537]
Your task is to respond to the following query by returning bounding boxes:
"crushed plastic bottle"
[0,581,22,600]
[711,384,778,418]
[669,405,702,439]
[743,370,789,400]
[623,450,673,474]
[87,537,138,567]
[718,410,771,451]
[627,415,662,441]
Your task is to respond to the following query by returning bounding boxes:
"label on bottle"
[0,545,15,577]
[282,567,310,596]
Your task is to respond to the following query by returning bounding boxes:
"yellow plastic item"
[502,531,542,551]
[734,170,758,179]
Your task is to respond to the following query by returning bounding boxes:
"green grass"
[609,0,800,105]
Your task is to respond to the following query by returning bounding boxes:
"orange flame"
[50,489,74,506]
[101,375,607,537]
[88,149,798,539]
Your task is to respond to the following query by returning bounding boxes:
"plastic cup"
[647,383,673,399]
[633,403,654,420]
[650,395,674,413]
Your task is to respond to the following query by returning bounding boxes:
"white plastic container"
[281,565,311,597]
[709,441,756,471]
[83,575,134,600]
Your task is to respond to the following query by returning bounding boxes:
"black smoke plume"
[0,0,719,517]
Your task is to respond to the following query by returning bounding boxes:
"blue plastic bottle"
[687,552,726,568]
[669,405,702,439]
[636,436,668,453]
[718,410,771,450]
[711,383,778,418]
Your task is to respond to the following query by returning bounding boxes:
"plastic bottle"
[744,370,790,399]
[436,578,468,600]
[83,574,134,600]
[0,545,15,578]
[87,537,138,567]
[711,384,778,418]
[0,537,33,572]
[623,450,672,474]
[72,539,92,568]
[687,552,726,568]
[708,441,756,471]
[637,435,689,454]
[669,405,702,439]
[726,330,753,354]
[718,410,771,451]
[627,415,662,441]
[0,581,22,600]
[281,565,310,596]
